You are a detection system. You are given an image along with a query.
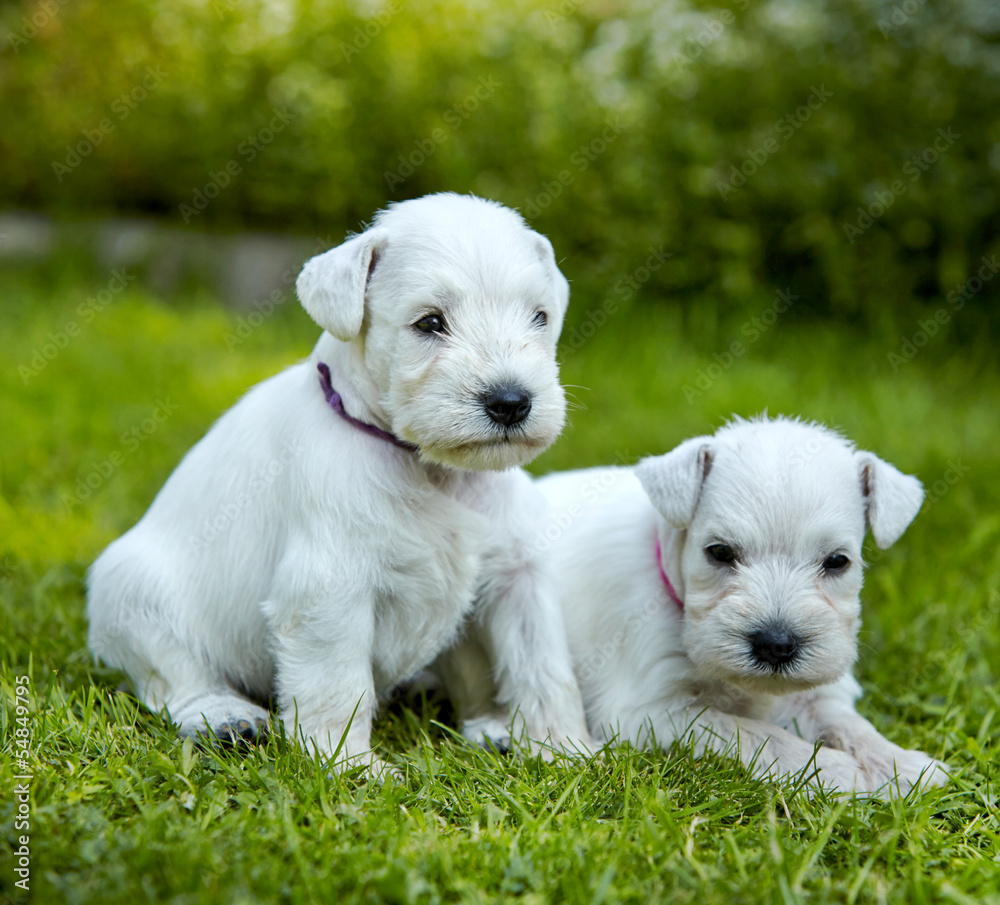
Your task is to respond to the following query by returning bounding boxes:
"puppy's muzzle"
[749,626,801,669]
[482,385,532,428]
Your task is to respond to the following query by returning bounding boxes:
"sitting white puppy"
[87,193,591,776]
[537,416,948,796]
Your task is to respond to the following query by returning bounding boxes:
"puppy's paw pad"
[176,695,271,751]
[214,717,268,748]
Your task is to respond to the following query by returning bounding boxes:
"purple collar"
[655,538,685,611]
[317,362,418,453]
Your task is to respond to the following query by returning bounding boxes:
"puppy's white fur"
[87,193,591,774]
[536,416,948,796]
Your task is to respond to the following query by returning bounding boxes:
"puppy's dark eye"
[533,310,548,328]
[706,544,737,565]
[414,314,446,335]
[822,553,850,573]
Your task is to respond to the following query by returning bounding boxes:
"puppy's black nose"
[482,386,532,427]
[749,627,800,667]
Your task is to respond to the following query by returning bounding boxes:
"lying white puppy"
[537,416,948,796]
[88,193,591,775]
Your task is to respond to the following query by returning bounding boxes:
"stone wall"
[0,212,337,309]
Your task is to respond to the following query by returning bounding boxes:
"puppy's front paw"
[462,716,513,754]
[819,728,949,798]
[541,732,597,759]
[355,753,402,783]
[858,746,949,798]
[521,728,597,761]
[214,716,269,749]
[804,745,867,795]
[321,748,401,783]
[175,694,270,751]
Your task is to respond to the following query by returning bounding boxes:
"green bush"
[2,0,998,332]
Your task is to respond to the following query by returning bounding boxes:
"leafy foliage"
[2,0,999,331]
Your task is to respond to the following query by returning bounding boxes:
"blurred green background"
[3,0,999,335]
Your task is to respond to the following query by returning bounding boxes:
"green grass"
[1,270,998,904]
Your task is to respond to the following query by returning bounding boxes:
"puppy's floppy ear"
[855,451,924,548]
[529,231,570,326]
[296,229,388,341]
[635,437,714,529]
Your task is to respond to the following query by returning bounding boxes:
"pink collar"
[655,538,684,610]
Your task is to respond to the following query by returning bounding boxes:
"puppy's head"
[636,417,924,694]
[296,193,569,470]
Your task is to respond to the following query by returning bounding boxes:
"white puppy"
[87,193,591,775]
[536,416,948,796]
